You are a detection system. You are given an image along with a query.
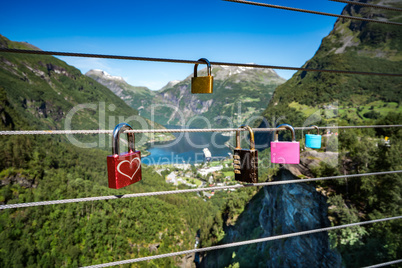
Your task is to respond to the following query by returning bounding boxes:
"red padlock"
[107,123,142,189]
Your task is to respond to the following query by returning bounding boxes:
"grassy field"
[223,171,234,178]
[288,101,401,124]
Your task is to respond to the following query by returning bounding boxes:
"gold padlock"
[191,58,213,94]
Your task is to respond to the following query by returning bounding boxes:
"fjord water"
[143,127,232,165]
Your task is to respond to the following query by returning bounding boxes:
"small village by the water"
[153,148,242,200]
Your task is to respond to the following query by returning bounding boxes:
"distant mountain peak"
[220,65,253,74]
[217,64,276,77]
[210,65,282,83]
[86,69,126,83]
[85,63,285,127]
[85,69,154,111]
[160,80,181,90]
[220,63,256,69]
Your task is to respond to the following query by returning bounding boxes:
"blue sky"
[1,0,346,90]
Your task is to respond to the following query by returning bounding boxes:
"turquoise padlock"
[305,125,322,149]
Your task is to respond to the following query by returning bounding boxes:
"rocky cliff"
[201,168,341,267]
[259,169,341,267]
[85,69,155,116]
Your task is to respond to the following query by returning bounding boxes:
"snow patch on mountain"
[88,69,125,82]
[160,80,181,90]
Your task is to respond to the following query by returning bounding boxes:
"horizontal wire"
[329,0,402,12]
[82,216,402,268]
[1,170,400,210]
[0,125,401,136]
[362,259,402,268]
[223,0,402,26]
[1,48,402,77]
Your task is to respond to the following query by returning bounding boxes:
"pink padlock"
[271,124,300,164]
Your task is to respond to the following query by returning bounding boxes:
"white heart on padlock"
[117,157,141,180]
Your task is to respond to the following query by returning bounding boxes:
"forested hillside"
[0,35,139,131]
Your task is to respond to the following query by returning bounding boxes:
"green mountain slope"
[86,69,156,116]
[87,65,286,128]
[0,36,141,131]
[0,34,174,148]
[261,0,402,127]
[158,66,286,127]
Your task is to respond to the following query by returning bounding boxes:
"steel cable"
[1,170,400,210]
[0,125,401,136]
[362,259,402,268]
[1,48,402,77]
[223,0,402,26]
[81,216,402,267]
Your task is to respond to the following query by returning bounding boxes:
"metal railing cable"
[329,0,402,12]
[0,125,401,136]
[81,216,402,268]
[1,170,400,210]
[1,48,402,77]
[223,0,402,26]
[362,259,402,268]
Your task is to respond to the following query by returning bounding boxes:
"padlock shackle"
[307,125,320,135]
[112,122,135,155]
[274,124,296,142]
[235,125,255,150]
[193,58,211,77]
